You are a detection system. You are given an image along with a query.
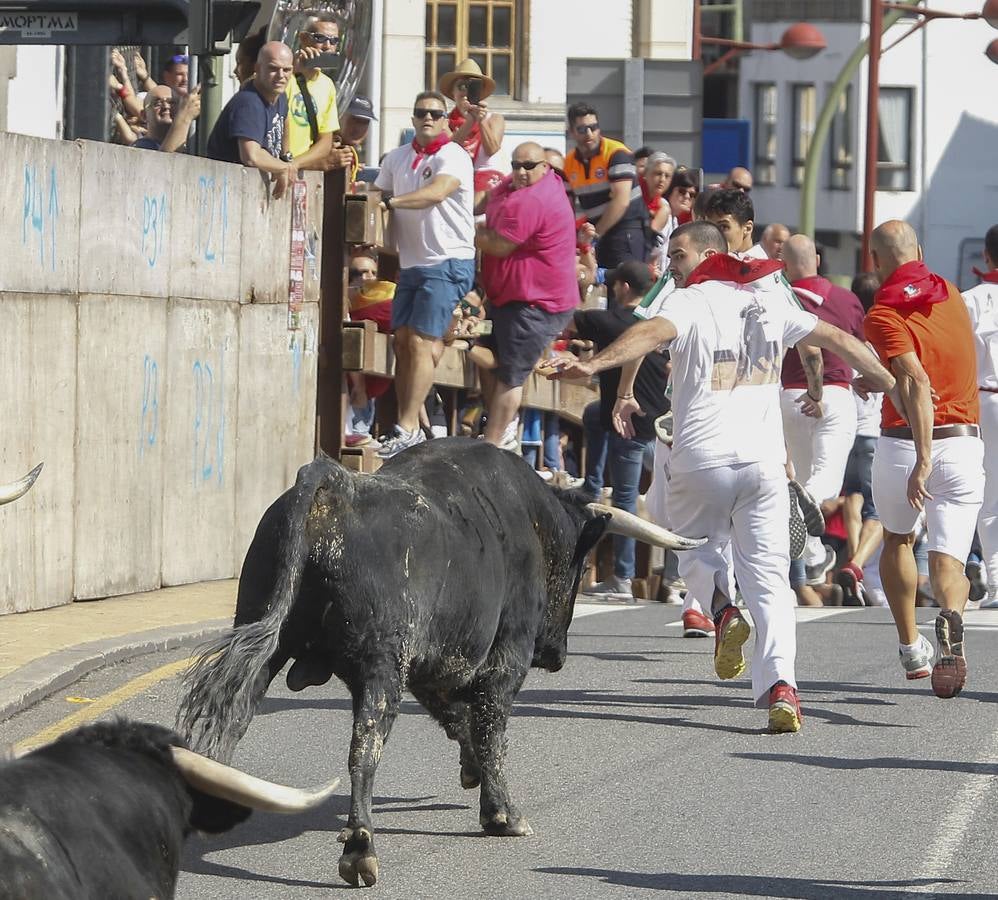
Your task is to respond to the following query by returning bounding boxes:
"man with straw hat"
[438,59,508,193]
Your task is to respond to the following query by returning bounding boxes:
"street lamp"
[694,13,826,77]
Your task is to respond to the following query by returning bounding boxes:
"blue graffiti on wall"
[195,174,229,264]
[192,357,226,488]
[139,355,159,456]
[22,163,59,270]
[141,193,168,267]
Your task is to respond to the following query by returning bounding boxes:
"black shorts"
[481,302,574,388]
[843,434,878,521]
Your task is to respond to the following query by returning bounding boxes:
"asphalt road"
[6,602,998,900]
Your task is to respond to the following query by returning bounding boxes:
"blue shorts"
[392,258,475,339]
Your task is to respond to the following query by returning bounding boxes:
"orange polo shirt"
[864,280,979,429]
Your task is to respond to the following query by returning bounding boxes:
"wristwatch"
[381,196,393,212]
[280,151,294,162]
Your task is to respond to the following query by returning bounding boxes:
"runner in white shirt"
[374,90,475,457]
[630,190,822,638]
[546,221,897,732]
[962,224,998,606]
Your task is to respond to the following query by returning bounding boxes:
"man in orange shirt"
[864,220,984,699]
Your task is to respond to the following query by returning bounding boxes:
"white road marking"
[909,742,998,893]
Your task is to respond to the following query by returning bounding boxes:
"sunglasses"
[169,54,188,65]
[149,99,176,110]
[413,107,446,120]
[675,188,697,198]
[574,123,599,135]
[511,160,544,171]
[307,32,340,46]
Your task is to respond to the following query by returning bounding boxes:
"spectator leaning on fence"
[132,84,201,153]
[285,13,341,171]
[206,41,296,200]
[373,90,475,458]
[475,141,579,451]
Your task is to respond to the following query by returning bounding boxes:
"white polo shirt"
[375,141,475,269]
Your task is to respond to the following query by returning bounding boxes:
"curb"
[0,619,231,724]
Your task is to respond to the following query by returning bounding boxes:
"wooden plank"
[340,445,383,473]
[342,320,376,370]
[344,190,386,247]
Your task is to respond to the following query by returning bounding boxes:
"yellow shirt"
[285,70,340,158]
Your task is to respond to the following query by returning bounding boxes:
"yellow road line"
[14,656,193,755]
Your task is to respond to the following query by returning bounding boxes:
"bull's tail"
[176,457,350,763]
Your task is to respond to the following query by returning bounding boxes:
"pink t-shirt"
[480,168,579,313]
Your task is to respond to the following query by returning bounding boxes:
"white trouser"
[647,439,734,616]
[872,435,984,561]
[781,385,858,567]
[979,393,998,593]
[667,460,797,706]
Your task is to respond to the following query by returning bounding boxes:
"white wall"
[879,6,998,280]
[6,45,63,139]
[527,0,632,104]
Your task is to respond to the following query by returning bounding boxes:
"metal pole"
[692,0,702,60]
[861,0,885,271]
[798,7,908,238]
[195,53,223,157]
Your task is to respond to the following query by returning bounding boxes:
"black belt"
[881,424,980,440]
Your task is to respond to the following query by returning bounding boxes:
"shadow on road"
[732,751,998,777]
[182,793,476,888]
[533,867,973,898]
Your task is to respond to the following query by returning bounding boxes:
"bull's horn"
[170,746,340,813]
[0,463,43,506]
[586,502,706,551]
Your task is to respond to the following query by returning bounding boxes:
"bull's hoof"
[337,827,379,887]
[460,761,481,789]
[480,811,533,837]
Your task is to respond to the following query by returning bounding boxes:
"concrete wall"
[0,134,321,614]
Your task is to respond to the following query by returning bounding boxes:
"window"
[425,1,518,97]
[753,83,778,185]
[877,87,914,191]
[790,83,817,187]
[828,84,853,190]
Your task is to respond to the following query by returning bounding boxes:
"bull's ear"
[572,513,610,565]
[187,787,253,834]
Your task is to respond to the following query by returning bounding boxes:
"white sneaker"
[581,575,633,601]
[981,592,998,609]
[499,417,520,452]
[899,634,934,680]
[376,425,426,459]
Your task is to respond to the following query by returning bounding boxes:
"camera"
[309,51,341,70]
[466,78,483,105]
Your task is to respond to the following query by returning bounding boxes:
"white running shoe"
[899,634,934,680]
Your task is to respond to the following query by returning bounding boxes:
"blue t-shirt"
[206,82,287,164]
[132,136,162,151]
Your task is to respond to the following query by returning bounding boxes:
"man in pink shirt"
[476,141,579,449]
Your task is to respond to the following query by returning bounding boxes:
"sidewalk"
[0,580,237,722]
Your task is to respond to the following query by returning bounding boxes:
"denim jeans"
[608,432,651,579]
[583,401,608,496]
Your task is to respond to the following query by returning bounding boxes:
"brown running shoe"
[931,609,967,699]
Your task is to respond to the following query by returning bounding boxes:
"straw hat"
[438,59,496,101]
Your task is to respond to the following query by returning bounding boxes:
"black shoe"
[789,480,825,537]
[788,484,807,560]
[967,561,986,603]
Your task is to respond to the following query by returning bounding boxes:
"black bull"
[177,439,701,887]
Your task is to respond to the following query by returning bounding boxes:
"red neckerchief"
[410,132,451,170]
[447,108,481,160]
[875,260,948,309]
[791,275,833,307]
[677,209,693,225]
[684,252,784,287]
[973,267,998,284]
[640,178,662,215]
